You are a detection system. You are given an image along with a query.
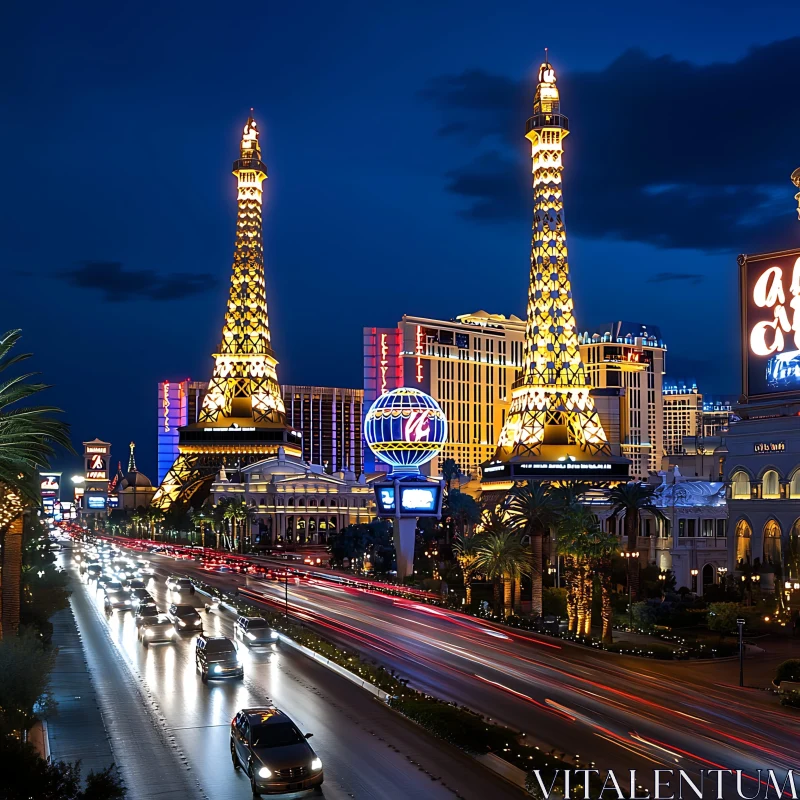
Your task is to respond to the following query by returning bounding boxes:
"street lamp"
[621,550,639,629]
[690,568,699,593]
[737,617,746,687]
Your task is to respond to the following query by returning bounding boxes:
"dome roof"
[120,470,152,490]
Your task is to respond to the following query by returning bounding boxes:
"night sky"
[3,0,800,477]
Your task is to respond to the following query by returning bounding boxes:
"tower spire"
[198,113,285,425]
[151,114,300,512]
[493,58,613,464]
[128,441,137,472]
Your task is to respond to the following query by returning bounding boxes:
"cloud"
[647,272,704,285]
[420,38,800,251]
[59,261,216,302]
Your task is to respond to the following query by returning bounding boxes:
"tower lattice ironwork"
[494,58,610,462]
[152,115,300,511]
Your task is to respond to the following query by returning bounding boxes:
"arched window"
[763,519,782,565]
[309,498,317,507]
[762,470,780,499]
[329,498,337,507]
[287,498,295,507]
[790,519,800,579]
[702,563,715,588]
[735,519,752,565]
[790,472,800,499]
[731,471,751,499]
[298,498,306,508]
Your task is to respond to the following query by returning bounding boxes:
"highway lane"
[145,549,800,796]
[68,545,524,800]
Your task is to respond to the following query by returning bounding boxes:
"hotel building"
[364,311,526,476]
[663,382,703,456]
[157,380,363,483]
[578,322,666,480]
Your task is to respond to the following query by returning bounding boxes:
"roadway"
[143,547,800,797]
[63,542,525,800]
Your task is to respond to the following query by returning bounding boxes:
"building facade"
[282,385,362,475]
[579,322,666,480]
[364,311,526,477]
[158,379,363,481]
[663,382,703,456]
[210,447,374,546]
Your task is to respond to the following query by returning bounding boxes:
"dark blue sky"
[3,0,800,477]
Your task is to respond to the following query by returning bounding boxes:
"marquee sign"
[740,248,800,399]
[481,459,629,481]
[754,441,786,453]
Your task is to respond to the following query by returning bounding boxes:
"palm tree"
[607,482,665,600]
[556,504,596,636]
[223,500,253,553]
[474,512,531,618]
[447,490,480,539]
[0,330,71,638]
[440,458,460,495]
[505,481,555,618]
[147,506,165,541]
[453,529,480,606]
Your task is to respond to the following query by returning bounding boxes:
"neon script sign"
[404,410,431,443]
[415,326,424,383]
[163,381,170,432]
[750,257,800,357]
[380,333,389,395]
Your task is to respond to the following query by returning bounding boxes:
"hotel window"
[762,470,780,499]
[790,470,800,499]
[730,471,750,499]
[701,519,714,537]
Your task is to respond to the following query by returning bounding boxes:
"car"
[230,707,323,795]
[130,588,153,607]
[96,574,114,588]
[134,602,159,626]
[166,576,195,594]
[196,636,243,682]
[104,590,133,611]
[103,580,128,595]
[168,604,203,634]
[139,614,177,646]
[234,617,279,647]
[86,563,102,578]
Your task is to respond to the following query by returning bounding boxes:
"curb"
[194,585,391,702]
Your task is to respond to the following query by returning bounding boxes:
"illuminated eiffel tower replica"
[152,115,301,511]
[487,57,628,484]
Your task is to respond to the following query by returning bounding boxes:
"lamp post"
[737,617,746,687]
[690,568,699,594]
[622,550,640,629]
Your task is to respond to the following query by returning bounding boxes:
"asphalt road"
[146,549,800,797]
[65,545,525,800]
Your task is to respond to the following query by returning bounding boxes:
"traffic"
[71,535,325,797]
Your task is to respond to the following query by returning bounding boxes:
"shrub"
[775,659,800,685]
[706,602,742,634]
[542,587,567,617]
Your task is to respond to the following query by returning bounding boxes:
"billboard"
[740,248,800,400]
[40,472,61,499]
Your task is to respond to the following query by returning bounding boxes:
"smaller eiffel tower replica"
[152,115,301,511]
[488,57,627,482]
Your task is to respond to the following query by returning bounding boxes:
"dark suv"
[168,603,203,634]
[234,616,279,647]
[196,636,242,682]
[230,707,323,795]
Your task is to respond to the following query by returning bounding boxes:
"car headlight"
[213,664,222,674]
[234,658,242,667]
[270,631,278,640]
[145,628,154,637]
[246,632,256,640]
[194,619,201,626]
[168,628,176,637]
[124,600,131,605]
[311,758,322,771]
[257,767,272,779]
[179,620,186,627]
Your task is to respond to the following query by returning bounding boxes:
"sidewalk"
[46,604,118,781]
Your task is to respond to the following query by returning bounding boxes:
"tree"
[474,512,531,617]
[606,482,665,601]
[441,458,461,494]
[556,503,616,639]
[0,738,125,800]
[453,529,480,606]
[222,500,253,553]
[505,482,555,618]
[327,520,393,572]
[146,507,165,541]
[446,490,480,539]
[0,330,71,637]
[706,602,742,636]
